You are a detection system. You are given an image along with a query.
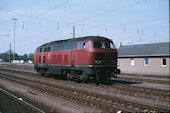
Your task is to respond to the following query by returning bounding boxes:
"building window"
[131,58,134,66]
[144,58,149,66]
[161,58,166,67]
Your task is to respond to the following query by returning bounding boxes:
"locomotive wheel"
[43,70,48,77]
[80,72,89,83]
[61,71,67,80]
[38,69,44,77]
[66,72,71,80]
[95,74,100,85]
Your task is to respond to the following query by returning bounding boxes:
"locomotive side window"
[47,47,51,52]
[53,46,59,51]
[44,47,47,52]
[71,43,78,50]
[40,48,43,52]
[53,45,63,51]
[93,41,105,48]
[64,44,71,50]
[58,45,64,51]
[79,42,88,49]
[50,46,53,52]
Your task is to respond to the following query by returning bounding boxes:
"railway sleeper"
[1,72,169,113]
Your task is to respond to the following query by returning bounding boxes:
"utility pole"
[9,43,11,64]
[73,26,75,38]
[13,18,17,68]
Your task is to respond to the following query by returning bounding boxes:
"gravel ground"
[117,75,170,81]
[130,82,169,90]
[0,77,102,113]
[0,71,169,109]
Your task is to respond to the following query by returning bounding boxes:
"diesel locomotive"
[34,36,118,84]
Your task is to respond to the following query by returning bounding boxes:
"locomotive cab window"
[105,41,116,49]
[40,48,43,52]
[93,41,105,48]
[79,42,88,49]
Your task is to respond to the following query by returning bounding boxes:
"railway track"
[0,67,169,103]
[0,88,45,113]
[115,76,169,85]
[119,73,169,79]
[0,71,169,112]
[1,64,169,85]
[0,64,33,71]
[100,83,170,102]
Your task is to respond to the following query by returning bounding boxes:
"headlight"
[95,60,102,64]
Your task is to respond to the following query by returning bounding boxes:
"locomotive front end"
[91,38,118,83]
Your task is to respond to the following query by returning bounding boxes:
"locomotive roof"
[40,36,112,47]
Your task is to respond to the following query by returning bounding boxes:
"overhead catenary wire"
[20,0,148,39]
[0,0,165,38]
[0,0,168,54]
[69,0,147,24]
[25,0,69,24]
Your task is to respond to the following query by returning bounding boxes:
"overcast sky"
[0,0,169,55]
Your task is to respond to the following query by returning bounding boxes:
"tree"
[14,53,19,59]
[0,53,10,62]
[23,54,27,57]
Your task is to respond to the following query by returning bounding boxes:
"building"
[12,56,33,64]
[118,42,170,76]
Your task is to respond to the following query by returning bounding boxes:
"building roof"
[118,42,170,57]
[40,36,112,47]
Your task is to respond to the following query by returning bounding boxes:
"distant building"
[12,56,33,64]
[118,42,170,76]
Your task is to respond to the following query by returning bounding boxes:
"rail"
[0,88,45,113]
[0,71,169,112]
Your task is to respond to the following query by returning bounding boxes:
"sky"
[0,0,169,55]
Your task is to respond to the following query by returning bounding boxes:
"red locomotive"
[34,36,118,84]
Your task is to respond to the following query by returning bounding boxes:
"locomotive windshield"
[93,41,105,48]
[93,41,116,49]
[105,41,116,49]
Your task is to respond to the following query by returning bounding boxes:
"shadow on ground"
[102,79,142,85]
[43,74,143,86]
